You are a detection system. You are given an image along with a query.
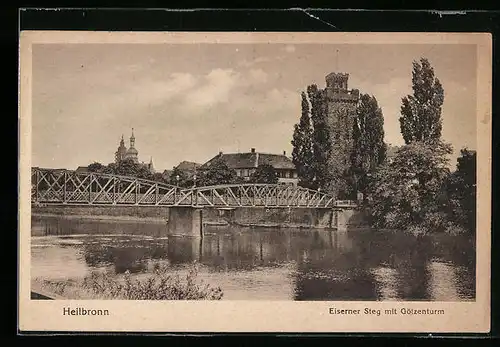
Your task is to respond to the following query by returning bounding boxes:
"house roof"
[175,161,201,171]
[203,152,296,170]
[75,166,89,172]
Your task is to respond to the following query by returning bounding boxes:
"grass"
[33,265,223,300]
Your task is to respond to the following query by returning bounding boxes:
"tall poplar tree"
[307,84,330,189]
[399,58,444,144]
[291,91,315,187]
[350,94,387,196]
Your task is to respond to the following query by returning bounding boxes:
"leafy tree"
[152,172,166,183]
[399,58,445,144]
[292,91,315,187]
[87,162,106,173]
[104,163,117,175]
[367,141,453,234]
[446,148,477,232]
[349,94,387,197]
[197,157,237,187]
[169,166,190,187]
[136,165,154,180]
[115,158,140,177]
[308,84,330,190]
[249,164,279,184]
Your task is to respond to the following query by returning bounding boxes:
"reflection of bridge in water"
[31,167,357,209]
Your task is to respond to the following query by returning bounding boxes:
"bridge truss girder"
[31,168,180,206]
[180,184,337,208]
[31,168,354,208]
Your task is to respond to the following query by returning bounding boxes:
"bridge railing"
[180,184,339,208]
[334,200,358,207]
[31,168,358,208]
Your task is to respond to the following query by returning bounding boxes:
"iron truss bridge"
[31,168,357,209]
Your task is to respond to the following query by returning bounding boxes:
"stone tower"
[324,72,360,196]
[115,134,127,164]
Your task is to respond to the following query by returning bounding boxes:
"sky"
[31,43,477,171]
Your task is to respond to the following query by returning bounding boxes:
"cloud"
[284,45,296,53]
[248,69,268,84]
[107,72,197,111]
[237,55,286,68]
[238,56,272,67]
[184,68,240,108]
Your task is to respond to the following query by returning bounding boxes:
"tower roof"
[126,147,138,155]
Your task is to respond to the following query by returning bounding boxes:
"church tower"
[125,128,139,163]
[148,156,156,174]
[115,134,127,164]
[324,72,360,195]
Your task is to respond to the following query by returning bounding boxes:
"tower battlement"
[326,72,349,90]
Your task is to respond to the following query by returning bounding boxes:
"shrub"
[34,265,224,300]
[82,265,223,300]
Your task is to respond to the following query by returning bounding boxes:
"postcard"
[18,31,491,333]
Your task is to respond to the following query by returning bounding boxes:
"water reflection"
[31,216,476,301]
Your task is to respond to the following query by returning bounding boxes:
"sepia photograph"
[19,31,491,333]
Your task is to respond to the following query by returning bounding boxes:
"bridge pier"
[334,207,366,231]
[167,207,204,237]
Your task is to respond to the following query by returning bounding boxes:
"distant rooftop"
[203,148,296,170]
[175,161,202,171]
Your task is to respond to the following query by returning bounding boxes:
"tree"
[104,163,117,175]
[136,165,154,181]
[249,164,278,184]
[292,91,315,188]
[197,157,237,187]
[308,84,330,190]
[152,172,166,183]
[115,158,140,177]
[367,141,453,234]
[87,162,106,173]
[446,148,476,232]
[349,94,387,197]
[399,58,444,144]
[169,166,190,187]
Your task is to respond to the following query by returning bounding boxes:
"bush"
[35,265,224,300]
[83,265,223,300]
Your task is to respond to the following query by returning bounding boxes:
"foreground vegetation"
[33,265,223,300]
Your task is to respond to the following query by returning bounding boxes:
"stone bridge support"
[167,207,203,237]
[334,207,367,230]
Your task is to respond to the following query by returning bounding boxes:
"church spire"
[130,128,135,148]
[148,156,155,174]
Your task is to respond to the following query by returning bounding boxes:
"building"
[175,161,202,175]
[163,161,202,182]
[114,129,155,174]
[203,148,299,185]
[323,72,360,191]
[75,166,89,174]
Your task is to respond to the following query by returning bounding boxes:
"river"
[30,216,476,301]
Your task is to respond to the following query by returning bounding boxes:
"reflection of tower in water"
[292,230,378,301]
